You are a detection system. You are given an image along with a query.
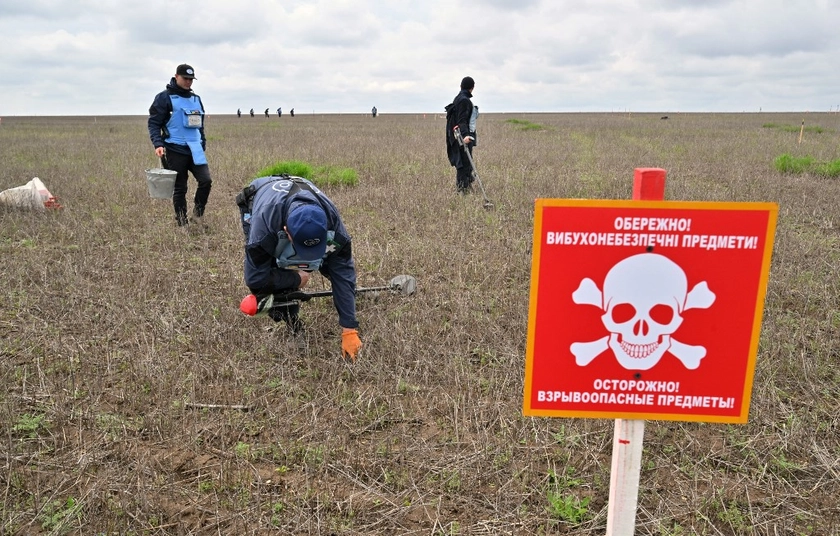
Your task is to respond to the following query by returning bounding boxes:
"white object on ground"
[0,177,58,210]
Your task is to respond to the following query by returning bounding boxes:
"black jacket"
[446,89,473,167]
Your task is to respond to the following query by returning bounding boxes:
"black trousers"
[166,149,212,225]
[456,145,474,190]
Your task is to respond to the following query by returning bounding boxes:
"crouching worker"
[237,175,362,360]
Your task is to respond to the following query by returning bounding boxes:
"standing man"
[290,108,295,117]
[148,63,212,227]
[277,107,282,118]
[237,108,242,118]
[371,106,377,118]
[445,76,475,194]
[250,108,254,117]
[236,175,362,360]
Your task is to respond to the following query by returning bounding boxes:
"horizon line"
[2,110,836,118]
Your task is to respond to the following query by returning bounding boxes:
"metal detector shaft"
[273,274,416,303]
[452,126,493,208]
[278,284,392,302]
[241,274,417,316]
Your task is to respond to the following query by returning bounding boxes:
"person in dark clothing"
[250,108,254,117]
[277,107,282,118]
[237,108,241,118]
[148,63,213,227]
[446,76,476,193]
[290,108,295,117]
[264,108,270,118]
[237,175,362,360]
[371,106,377,118]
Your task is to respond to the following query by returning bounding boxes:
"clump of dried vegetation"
[1,112,838,535]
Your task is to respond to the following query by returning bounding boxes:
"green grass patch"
[763,123,826,134]
[774,154,815,174]
[813,159,840,177]
[505,118,545,131]
[312,165,359,186]
[774,153,840,177]
[256,160,314,178]
[254,160,359,187]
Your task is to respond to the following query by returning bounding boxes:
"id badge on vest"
[182,110,206,164]
[183,109,203,128]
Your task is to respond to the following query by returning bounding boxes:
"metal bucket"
[144,168,177,199]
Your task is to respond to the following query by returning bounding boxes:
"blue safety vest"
[166,94,207,164]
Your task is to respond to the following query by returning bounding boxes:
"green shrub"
[774,153,840,177]
[545,469,590,524]
[255,160,313,179]
[505,118,545,131]
[313,165,358,186]
[13,413,47,438]
[774,153,814,174]
[253,160,358,187]
[814,159,840,178]
[763,123,826,134]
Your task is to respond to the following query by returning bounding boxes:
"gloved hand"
[341,328,362,361]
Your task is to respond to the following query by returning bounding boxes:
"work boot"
[286,316,305,337]
[189,208,208,230]
[268,306,304,334]
[274,315,307,351]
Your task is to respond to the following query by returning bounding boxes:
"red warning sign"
[523,199,778,423]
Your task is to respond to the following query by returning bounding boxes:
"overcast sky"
[1,0,838,116]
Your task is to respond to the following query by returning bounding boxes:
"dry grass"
[1,112,838,535]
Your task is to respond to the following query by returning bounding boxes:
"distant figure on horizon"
[290,108,295,117]
[277,107,282,118]
[264,108,269,118]
[371,106,377,118]
[237,108,241,118]
[250,108,254,117]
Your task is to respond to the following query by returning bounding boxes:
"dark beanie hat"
[460,76,475,90]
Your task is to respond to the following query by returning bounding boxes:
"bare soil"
[0,112,838,535]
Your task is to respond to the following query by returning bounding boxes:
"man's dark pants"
[166,149,212,225]
[456,145,475,192]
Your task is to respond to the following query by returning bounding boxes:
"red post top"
[633,168,666,201]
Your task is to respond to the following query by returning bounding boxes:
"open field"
[1,112,839,535]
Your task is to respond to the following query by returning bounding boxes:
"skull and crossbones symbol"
[570,253,715,370]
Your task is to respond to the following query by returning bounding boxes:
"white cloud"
[0,0,839,115]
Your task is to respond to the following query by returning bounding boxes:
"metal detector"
[278,274,416,302]
[240,275,417,316]
[452,125,494,209]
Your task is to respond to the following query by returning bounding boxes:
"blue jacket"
[240,176,358,329]
[148,78,207,157]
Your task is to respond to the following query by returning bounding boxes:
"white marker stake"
[604,167,667,535]
[606,418,645,535]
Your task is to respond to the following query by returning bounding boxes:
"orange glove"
[341,328,362,361]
